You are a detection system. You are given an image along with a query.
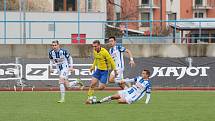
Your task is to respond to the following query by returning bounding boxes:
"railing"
[0,19,215,44]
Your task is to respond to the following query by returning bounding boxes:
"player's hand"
[90,67,94,73]
[129,60,135,68]
[69,67,75,72]
[49,69,54,73]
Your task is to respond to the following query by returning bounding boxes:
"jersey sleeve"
[63,49,70,59]
[48,50,53,59]
[117,45,126,52]
[146,82,152,94]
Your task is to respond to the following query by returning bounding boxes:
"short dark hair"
[93,40,100,45]
[143,69,150,77]
[52,40,59,44]
[108,36,116,41]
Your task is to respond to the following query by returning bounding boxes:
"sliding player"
[87,69,151,104]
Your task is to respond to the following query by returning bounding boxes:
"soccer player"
[49,40,84,103]
[87,40,117,97]
[108,36,135,89]
[94,69,151,104]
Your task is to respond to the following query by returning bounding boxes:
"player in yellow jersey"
[87,40,117,97]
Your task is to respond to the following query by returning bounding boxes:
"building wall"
[121,0,139,30]
[107,0,115,21]
[207,0,215,17]
[166,0,180,19]
[180,0,193,19]
[153,0,166,29]
[0,12,106,44]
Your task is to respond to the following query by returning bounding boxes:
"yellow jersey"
[92,47,116,70]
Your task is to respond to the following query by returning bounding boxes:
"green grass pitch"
[0,91,215,121]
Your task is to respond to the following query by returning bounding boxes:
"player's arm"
[118,45,135,67]
[90,60,96,72]
[64,50,74,72]
[120,77,138,83]
[68,56,74,72]
[49,51,54,73]
[125,48,135,67]
[105,50,116,70]
[145,92,151,104]
[105,50,117,73]
[104,50,118,75]
[145,84,151,104]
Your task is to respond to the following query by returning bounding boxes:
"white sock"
[59,83,65,100]
[100,96,111,103]
[123,78,131,83]
[69,81,78,87]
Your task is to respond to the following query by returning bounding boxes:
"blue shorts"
[92,69,109,84]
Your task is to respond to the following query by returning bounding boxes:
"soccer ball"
[88,96,97,104]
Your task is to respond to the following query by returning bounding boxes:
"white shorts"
[118,86,142,104]
[110,69,124,83]
[56,64,69,79]
[58,69,69,79]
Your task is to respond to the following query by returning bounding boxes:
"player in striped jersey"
[108,36,135,89]
[49,40,84,103]
[96,69,151,104]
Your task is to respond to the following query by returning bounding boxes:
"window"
[48,24,55,31]
[0,0,19,11]
[67,0,76,11]
[141,13,150,27]
[116,12,121,27]
[54,0,64,11]
[54,0,76,11]
[168,13,177,20]
[195,0,203,5]
[194,12,204,18]
[88,0,93,11]
[142,0,149,5]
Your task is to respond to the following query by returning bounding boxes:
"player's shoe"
[57,99,65,103]
[77,78,84,90]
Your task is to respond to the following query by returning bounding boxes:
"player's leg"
[145,92,151,104]
[65,78,84,90]
[61,67,84,90]
[98,70,109,90]
[58,77,66,103]
[88,77,98,97]
[108,70,115,83]
[110,69,126,89]
[57,68,69,103]
[117,98,128,104]
[98,93,121,103]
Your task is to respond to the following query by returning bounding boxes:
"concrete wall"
[0,44,215,58]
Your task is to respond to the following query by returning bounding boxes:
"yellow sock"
[87,88,94,97]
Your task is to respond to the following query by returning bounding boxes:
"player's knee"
[98,85,105,90]
[118,83,125,89]
[108,76,115,83]
[59,79,65,84]
[90,82,96,88]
